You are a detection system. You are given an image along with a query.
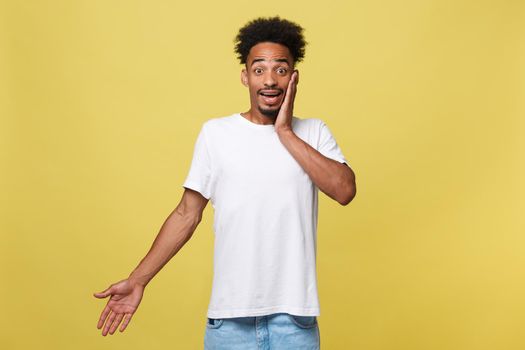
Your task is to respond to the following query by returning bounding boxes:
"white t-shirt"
[182,112,347,318]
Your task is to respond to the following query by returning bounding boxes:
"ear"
[294,69,299,85]
[241,69,248,87]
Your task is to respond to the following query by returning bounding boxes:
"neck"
[241,108,277,125]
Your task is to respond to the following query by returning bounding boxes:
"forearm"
[128,207,201,287]
[277,128,356,205]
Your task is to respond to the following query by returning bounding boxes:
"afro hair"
[234,16,307,66]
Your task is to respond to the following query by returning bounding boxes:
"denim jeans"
[204,312,320,349]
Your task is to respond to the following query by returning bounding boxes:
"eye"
[254,68,263,74]
[277,67,287,74]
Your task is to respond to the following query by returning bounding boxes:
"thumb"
[93,286,112,298]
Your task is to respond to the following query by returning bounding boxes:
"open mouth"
[259,90,283,105]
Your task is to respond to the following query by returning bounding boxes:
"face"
[241,42,296,118]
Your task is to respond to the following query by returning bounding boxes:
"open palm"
[93,278,145,336]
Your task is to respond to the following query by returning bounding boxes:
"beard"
[258,105,280,119]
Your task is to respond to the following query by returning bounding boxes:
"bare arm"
[128,187,209,287]
[277,129,356,205]
[274,71,357,206]
[94,188,208,335]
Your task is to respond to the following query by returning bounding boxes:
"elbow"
[337,186,356,206]
[337,176,357,206]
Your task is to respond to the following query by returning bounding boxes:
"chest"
[212,131,310,188]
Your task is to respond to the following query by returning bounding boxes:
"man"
[94,16,356,349]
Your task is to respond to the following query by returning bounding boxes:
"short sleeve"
[182,123,212,199]
[317,120,348,165]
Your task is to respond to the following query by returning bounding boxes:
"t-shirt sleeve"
[182,123,212,199]
[317,120,348,165]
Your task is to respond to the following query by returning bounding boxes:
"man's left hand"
[274,70,298,133]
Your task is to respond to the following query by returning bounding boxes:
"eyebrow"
[250,58,290,67]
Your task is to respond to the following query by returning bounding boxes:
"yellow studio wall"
[2,0,524,349]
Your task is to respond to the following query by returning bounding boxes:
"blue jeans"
[204,312,320,349]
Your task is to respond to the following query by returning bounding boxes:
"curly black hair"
[234,16,307,66]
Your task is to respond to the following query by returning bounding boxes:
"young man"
[94,16,356,349]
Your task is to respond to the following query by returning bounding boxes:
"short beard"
[258,105,280,119]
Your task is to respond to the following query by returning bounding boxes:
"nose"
[263,71,278,87]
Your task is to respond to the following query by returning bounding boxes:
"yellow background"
[2,0,524,349]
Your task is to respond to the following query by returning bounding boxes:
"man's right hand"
[92,188,208,336]
[93,279,145,336]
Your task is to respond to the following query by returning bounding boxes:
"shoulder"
[292,116,327,133]
[291,116,329,148]
[293,116,326,125]
[200,113,238,133]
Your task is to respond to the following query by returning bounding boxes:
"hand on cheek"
[275,70,299,132]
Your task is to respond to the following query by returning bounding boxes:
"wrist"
[128,274,148,288]
[275,126,294,138]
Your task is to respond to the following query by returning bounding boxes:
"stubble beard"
[258,105,280,119]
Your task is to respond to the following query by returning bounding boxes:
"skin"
[240,41,295,124]
[93,188,208,336]
[241,41,356,205]
[93,40,356,337]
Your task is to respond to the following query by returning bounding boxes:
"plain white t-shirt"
[182,112,348,318]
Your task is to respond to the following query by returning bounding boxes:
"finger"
[102,311,117,336]
[281,72,296,113]
[285,71,295,95]
[120,313,134,332]
[109,312,125,335]
[93,286,112,298]
[287,71,296,95]
[97,304,111,329]
[285,71,298,113]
